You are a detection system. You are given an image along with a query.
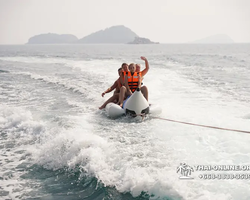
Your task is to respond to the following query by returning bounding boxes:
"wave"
[0,105,45,138]
[30,115,183,199]
[0,56,74,64]
[0,69,9,73]
[0,105,46,199]
[13,71,93,98]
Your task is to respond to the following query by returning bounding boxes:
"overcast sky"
[0,0,250,44]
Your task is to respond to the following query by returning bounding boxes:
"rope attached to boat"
[150,116,250,134]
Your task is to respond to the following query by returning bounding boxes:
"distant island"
[128,37,159,44]
[192,34,234,44]
[78,25,138,44]
[27,25,158,44]
[27,33,78,44]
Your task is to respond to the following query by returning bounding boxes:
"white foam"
[0,56,69,64]
[0,105,46,199]
[0,105,45,136]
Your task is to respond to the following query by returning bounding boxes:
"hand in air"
[140,56,147,61]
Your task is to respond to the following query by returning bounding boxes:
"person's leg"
[99,93,119,109]
[141,85,148,101]
[118,86,127,107]
[113,92,119,103]
[122,95,131,108]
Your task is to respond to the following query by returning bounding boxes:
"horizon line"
[1,42,250,45]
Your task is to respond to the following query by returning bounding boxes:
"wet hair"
[118,67,122,71]
[121,63,128,68]
[135,64,141,72]
[129,63,135,68]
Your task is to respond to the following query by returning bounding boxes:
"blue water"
[0,44,250,200]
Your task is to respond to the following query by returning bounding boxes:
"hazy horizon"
[1,0,250,44]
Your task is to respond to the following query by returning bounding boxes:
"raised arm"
[140,56,149,77]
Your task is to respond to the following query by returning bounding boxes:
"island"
[27,33,78,44]
[26,25,158,44]
[78,25,138,44]
[128,37,159,44]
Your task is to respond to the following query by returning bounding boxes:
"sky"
[0,0,250,44]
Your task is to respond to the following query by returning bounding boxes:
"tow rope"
[150,116,250,134]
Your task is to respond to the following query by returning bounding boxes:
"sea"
[0,44,250,200]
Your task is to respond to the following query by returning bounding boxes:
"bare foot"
[99,106,105,110]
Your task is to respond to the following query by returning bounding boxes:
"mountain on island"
[27,25,158,44]
[27,33,78,44]
[78,25,138,44]
[192,34,234,44]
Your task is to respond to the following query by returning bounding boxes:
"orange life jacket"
[123,71,126,77]
[127,72,139,93]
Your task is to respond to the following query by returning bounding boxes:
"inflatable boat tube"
[105,88,162,118]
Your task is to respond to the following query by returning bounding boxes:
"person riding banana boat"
[118,60,148,108]
[99,56,149,109]
[98,67,124,109]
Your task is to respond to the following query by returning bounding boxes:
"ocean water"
[0,44,250,200]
